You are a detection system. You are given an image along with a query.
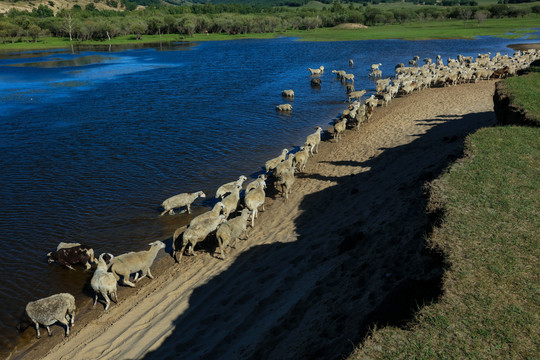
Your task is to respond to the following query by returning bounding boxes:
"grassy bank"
[349,81,540,358]
[501,68,540,124]
[286,17,540,41]
[0,16,538,52]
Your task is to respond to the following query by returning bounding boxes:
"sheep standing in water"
[161,191,206,215]
[276,104,292,111]
[281,89,294,97]
[308,66,324,75]
[17,293,76,339]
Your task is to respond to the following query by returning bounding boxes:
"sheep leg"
[160,209,169,216]
[147,268,153,279]
[57,318,70,336]
[112,291,118,303]
[217,236,226,260]
[187,204,191,214]
[46,325,52,337]
[176,244,188,263]
[34,321,41,339]
[123,279,136,288]
[93,293,99,308]
[102,292,111,311]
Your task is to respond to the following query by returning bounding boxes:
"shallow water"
[1,34,538,355]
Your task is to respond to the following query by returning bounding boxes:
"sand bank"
[11,80,497,360]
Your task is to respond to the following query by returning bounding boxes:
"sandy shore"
[11,80,498,360]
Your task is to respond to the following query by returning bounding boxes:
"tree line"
[0,1,539,43]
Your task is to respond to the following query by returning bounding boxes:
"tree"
[60,10,75,41]
[33,4,54,18]
[28,24,41,42]
[474,10,489,25]
[130,20,147,40]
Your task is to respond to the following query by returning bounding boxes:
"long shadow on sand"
[143,111,495,360]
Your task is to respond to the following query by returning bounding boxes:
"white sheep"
[189,202,225,226]
[371,63,381,71]
[348,90,366,102]
[304,126,323,156]
[276,166,295,201]
[177,214,226,262]
[308,66,324,75]
[276,104,292,111]
[265,148,288,174]
[281,89,294,97]
[221,184,241,219]
[274,153,295,179]
[245,174,267,194]
[369,69,382,78]
[333,119,347,142]
[332,70,346,78]
[91,253,118,311]
[109,241,165,287]
[18,293,76,339]
[244,179,266,228]
[161,191,206,215]
[341,73,355,83]
[215,175,247,199]
[293,146,310,173]
[215,208,251,259]
[383,92,392,107]
[365,94,379,108]
[349,59,354,67]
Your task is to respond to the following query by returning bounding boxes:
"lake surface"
[1,33,538,355]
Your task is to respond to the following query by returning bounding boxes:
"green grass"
[502,72,540,123]
[285,16,540,41]
[349,74,540,359]
[1,16,538,52]
[351,125,540,359]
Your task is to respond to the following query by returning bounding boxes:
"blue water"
[1,33,538,355]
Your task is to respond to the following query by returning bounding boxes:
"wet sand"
[10,80,498,360]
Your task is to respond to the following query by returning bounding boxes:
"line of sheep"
[18,48,538,342]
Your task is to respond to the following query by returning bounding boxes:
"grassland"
[0,15,539,52]
[349,72,540,359]
[285,17,540,41]
[501,67,540,124]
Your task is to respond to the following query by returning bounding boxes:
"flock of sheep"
[16,47,539,342]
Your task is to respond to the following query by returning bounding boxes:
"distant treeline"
[1,1,539,43]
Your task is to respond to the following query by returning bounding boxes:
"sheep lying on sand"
[109,241,165,287]
[216,175,247,199]
[215,208,251,259]
[91,253,117,311]
[17,293,76,339]
[161,191,206,215]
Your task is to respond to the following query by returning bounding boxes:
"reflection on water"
[1,35,539,357]
[6,55,117,68]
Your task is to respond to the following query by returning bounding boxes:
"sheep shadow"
[142,110,495,360]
